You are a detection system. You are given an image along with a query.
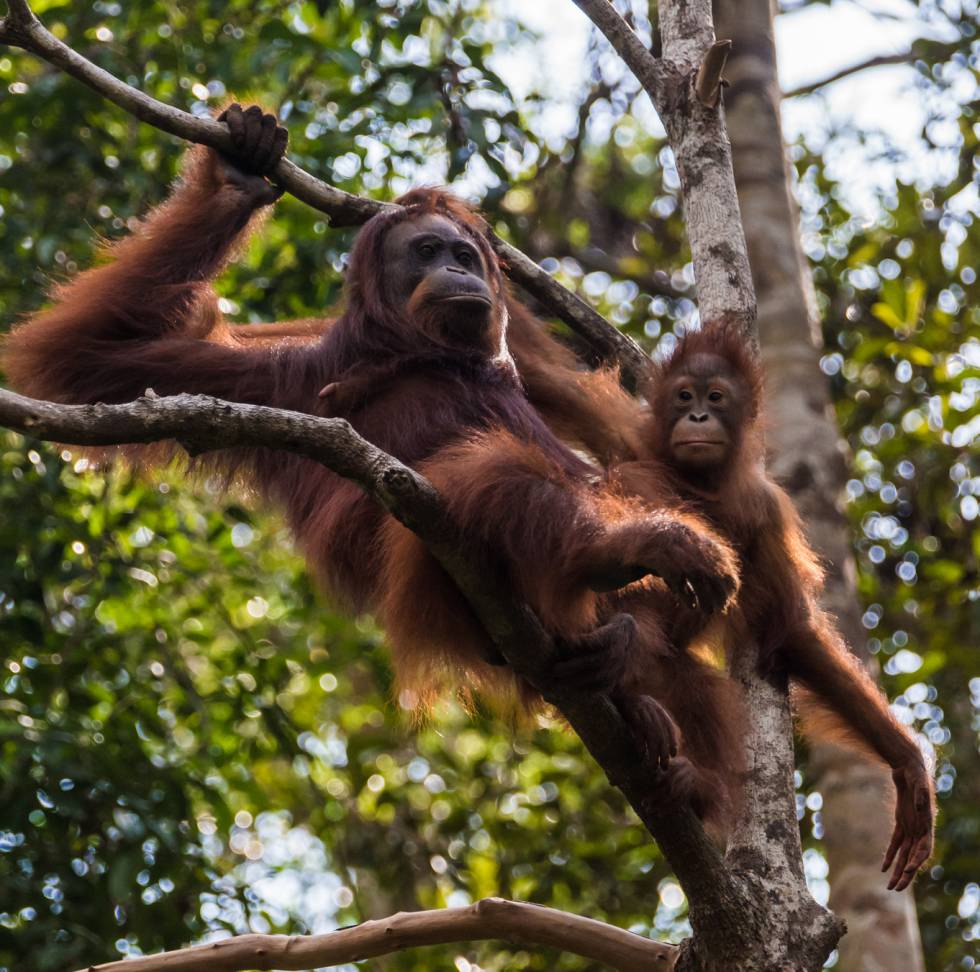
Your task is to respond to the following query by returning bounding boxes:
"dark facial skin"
[666,352,745,471]
[382,214,495,345]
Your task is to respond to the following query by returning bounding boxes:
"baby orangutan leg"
[544,613,680,772]
[546,613,637,694]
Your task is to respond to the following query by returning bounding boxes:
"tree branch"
[73,897,675,972]
[783,39,960,98]
[0,0,649,389]
[785,52,913,98]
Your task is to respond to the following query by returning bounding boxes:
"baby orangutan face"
[664,352,747,471]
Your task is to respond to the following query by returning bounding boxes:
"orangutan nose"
[689,412,709,423]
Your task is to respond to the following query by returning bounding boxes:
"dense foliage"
[0,1,976,970]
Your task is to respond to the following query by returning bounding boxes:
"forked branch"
[73,897,675,972]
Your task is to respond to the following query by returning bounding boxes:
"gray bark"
[712,1,927,969]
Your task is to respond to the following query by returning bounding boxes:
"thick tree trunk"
[711,2,927,970]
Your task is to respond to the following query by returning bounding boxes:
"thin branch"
[783,40,959,97]
[0,0,649,389]
[74,897,675,972]
[785,52,912,97]
[570,0,667,104]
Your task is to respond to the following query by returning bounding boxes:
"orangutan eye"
[708,390,724,403]
[417,242,437,259]
[678,389,694,403]
[456,248,474,268]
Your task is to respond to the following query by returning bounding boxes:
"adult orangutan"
[600,324,934,890]
[2,105,739,765]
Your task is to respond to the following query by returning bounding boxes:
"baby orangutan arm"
[787,617,934,892]
[746,491,934,892]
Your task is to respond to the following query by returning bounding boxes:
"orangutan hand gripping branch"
[605,325,935,891]
[2,105,739,752]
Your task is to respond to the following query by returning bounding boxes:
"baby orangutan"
[609,324,935,891]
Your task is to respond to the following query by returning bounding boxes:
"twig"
[73,897,675,972]
[783,41,957,97]
[0,0,649,389]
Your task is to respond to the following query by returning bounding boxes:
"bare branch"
[0,0,649,388]
[695,40,731,108]
[785,52,912,98]
[783,40,960,97]
[571,0,666,103]
[0,388,431,507]
[73,897,676,972]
